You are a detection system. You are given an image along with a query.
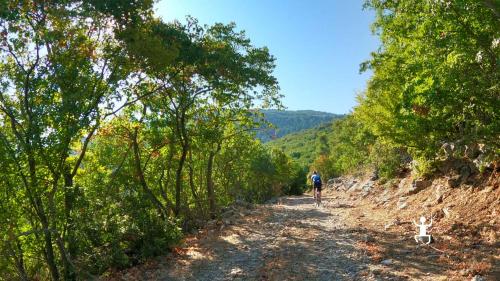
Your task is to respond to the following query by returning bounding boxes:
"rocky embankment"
[324,166,499,280]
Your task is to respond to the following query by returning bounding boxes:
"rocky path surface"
[109,193,474,281]
[148,196,369,280]
[156,197,363,280]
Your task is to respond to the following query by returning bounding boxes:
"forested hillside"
[266,122,334,166]
[256,110,343,142]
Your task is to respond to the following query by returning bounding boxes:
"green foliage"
[360,0,500,159]
[311,155,336,180]
[227,144,303,202]
[410,155,437,178]
[309,115,405,180]
[0,1,149,279]
[267,122,337,167]
[368,141,402,179]
[326,116,374,175]
[311,0,499,182]
[257,110,344,142]
[0,3,293,280]
[270,149,308,196]
[287,165,309,195]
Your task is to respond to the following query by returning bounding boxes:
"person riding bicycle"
[311,171,322,205]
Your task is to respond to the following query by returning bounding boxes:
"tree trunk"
[40,211,60,281]
[206,143,222,219]
[206,151,216,219]
[16,242,29,281]
[63,170,77,281]
[6,237,29,281]
[187,152,202,215]
[45,172,75,281]
[174,142,188,216]
[28,153,60,281]
[132,129,168,219]
[174,109,189,217]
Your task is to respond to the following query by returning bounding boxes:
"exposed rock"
[460,269,471,276]
[442,207,451,218]
[345,180,360,192]
[328,178,342,185]
[398,177,412,194]
[384,218,401,230]
[465,143,482,159]
[327,178,346,191]
[440,158,479,187]
[234,199,254,209]
[472,152,493,171]
[488,231,497,243]
[363,234,375,243]
[266,197,279,204]
[362,181,374,192]
[347,179,374,194]
[229,267,244,277]
[440,142,455,159]
[337,184,346,191]
[447,175,461,188]
[407,179,432,195]
[347,183,359,192]
[471,275,485,281]
[459,164,473,181]
[377,189,392,205]
[415,179,432,189]
[384,222,394,230]
[435,185,446,204]
[222,210,235,219]
[397,197,408,209]
[380,259,393,265]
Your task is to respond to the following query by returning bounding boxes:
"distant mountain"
[256,110,344,142]
[266,122,335,167]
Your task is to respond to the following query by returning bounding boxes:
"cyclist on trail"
[311,171,322,205]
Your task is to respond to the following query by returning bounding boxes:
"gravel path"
[134,195,374,281]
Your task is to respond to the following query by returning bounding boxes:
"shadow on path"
[128,195,460,281]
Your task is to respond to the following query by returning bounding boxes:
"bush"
[369,142,402,179]
[283,165,308,195]
[410,155,437,178]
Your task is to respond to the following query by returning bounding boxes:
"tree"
[136,17,280,218]
[360,0,500,162]
[0,3,287,279]
[0,1,156,279]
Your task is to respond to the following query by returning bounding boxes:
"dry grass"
[356,241,386,262]
[456,260,493,276]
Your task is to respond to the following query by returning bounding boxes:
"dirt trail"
[107,191,483,281]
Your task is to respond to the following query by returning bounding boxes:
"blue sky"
[154,0,379,114]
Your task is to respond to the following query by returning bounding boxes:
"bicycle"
[314,187,322,207]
